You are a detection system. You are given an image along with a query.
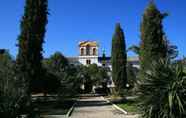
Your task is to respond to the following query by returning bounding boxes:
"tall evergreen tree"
[16,0,48,96]
[140,2,167,76]
[101,50,106,66]
[111,23,127,93]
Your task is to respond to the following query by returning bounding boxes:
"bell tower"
[78,41,99,65]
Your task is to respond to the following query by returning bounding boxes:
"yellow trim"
[79,41,98,47]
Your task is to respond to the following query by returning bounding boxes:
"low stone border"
[101,96,128,115]
[41,115,66,118]
[66,102,77,117]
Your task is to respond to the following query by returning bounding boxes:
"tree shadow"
[76,100,111,107]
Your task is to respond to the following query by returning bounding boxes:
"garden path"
[70,95,139,118]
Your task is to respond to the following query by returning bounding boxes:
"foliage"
[43,52,81,97]
[77,64,110,93]
[97,67,111,94]
[111,23,127,93]
[76,65,91,93]
[0,52,24,118]
[16,0,48,94]
[58,64,82,97]
[163,37,178,60]
[139,2,168,77]
[88,64,110,93]
[129,41,178,60]
[84,64,100,93]
[98,67,110,84]
[87,64,102,85]
[127,63,138,88]
[42,72,60,94]
[128,45,140,55]
[43,52,69,94]
[117,99,139,113]
[43,52,69,76]
[139,59,186,118]
[88,64,99,75]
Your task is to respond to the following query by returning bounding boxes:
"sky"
[0,0,185,58]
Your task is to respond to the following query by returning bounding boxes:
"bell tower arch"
[78,41,99,65]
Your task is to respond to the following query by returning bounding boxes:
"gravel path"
[70,96,139,118]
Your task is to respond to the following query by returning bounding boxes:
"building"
[67,41,139,69]
[78,41,99,65]
[67,41,140,90]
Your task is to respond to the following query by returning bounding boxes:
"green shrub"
[0,52,23,118]
[139,59,186,118]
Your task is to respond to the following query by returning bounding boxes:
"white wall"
[78,56,99,65]
[79,46,98,56]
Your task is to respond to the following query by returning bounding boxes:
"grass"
[33,100,74,115]
[116,100,139,114]
[106,94,140,114]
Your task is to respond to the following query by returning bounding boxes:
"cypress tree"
[111,23,127,93]
[102,50,106,66]
[140,2,167,76]
[16,0,48,96]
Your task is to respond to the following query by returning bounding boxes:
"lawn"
[33,100,74,115]
[30,95,78,115]
[116,100,139,114]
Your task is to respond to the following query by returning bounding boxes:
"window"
[80,48,84,56]
[86,45,90,55]
[86,60,91,65]
[93,48,96,55]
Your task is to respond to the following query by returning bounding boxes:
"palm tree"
[138,59,186,118]
[127,45,140,55]
[128,39,178,60]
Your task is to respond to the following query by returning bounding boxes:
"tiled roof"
[79,41,98,47]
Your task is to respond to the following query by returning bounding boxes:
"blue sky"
[0,0,185,58]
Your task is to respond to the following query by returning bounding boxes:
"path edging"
[66,102,76,117]
[101,96,128,115]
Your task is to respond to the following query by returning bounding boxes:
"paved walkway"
[70,96,139,118]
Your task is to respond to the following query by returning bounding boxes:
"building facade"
[78,41,99,65]
[66,41,139,90]
[67,41,139,69]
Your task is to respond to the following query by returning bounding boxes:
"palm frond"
[138,59,186,118]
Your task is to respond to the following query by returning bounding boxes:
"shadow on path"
[76,100,111,107]
[70,94,128,118]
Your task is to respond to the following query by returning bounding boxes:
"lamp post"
[126,84,130,88]
[80,74,85,94]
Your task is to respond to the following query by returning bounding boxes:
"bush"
[0,52,24,118]
[139,59,186,118]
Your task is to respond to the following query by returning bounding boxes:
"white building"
[68,41,139,69]
[78,41,99,65]
[67,41,140,90]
